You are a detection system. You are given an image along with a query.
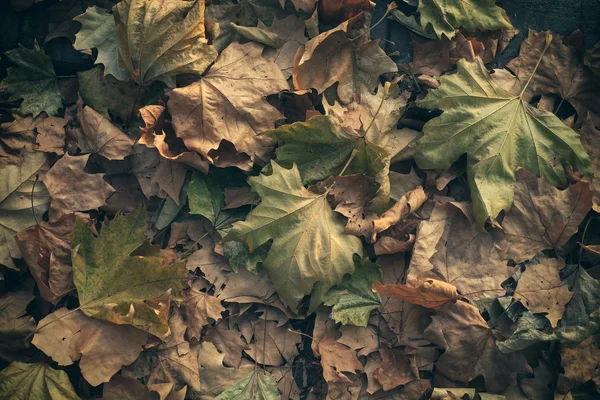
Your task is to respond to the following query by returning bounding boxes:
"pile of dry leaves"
[1,0,600,399]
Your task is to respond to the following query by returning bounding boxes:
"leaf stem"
[350,2,397,42]
[519,33,553,98]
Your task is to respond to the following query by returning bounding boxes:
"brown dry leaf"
[204,323,247,368]
[180,279,225,340]
[32,308,149,386]
[514,256,573,327]
[371,186,426,241]
[138,105,209,173]
[0,115,42,167]
[147,382,186,400]
[497,168,592,263]
[503,30,600,125]
[558,335,600,393]
[424,301,532,393]
[318,0,375,24]
[373,344,419,391]
[408,200,512,300]
[260,15,308,78]
[373,234,416,255]
[580,116,600,212]
[244,320,301,366]
[152,158,187,204]
[45,154,116,222]
[337,324,379,357]
[0,281,36,362]
[293,13,397,104]
[102,375,159,400]
[373,278,458,310]
[318,320,363,383]
[16,214,76,303]
[36,116,67,154]
[473,20,519,63]
[168,42,288,170]
[76,106,134,160]
[580,243,600,257]
[223,187,258,209]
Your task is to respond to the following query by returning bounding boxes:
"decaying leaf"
[0,281,36,362]
[77,106,135,160]
[180,279,226,339]
[373,344,419,391]
[215,370,281,399]
[0,362,80,399]
[317,320,363,383]
[102,375,159,400]
[373,278,458,310]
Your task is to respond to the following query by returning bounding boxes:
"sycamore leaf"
[0,151,50,270]
[181,279,226,340]
[215,370,281,400]
[0,362,80,399]
[424,301,532,393]
[317,319,363,383]
[323,255,382,327]
[244,319,301,366]
[225,162,363,311]
[415,56,592,229]
[372,344,419,391]
[373,278,459,310]
[113,0,218,86]
[168,42,289,170]
[73,6,128,81]
[32,308,149,386]
[0,42,62,117]
[0,281,36,362]
[293,14,397,104]
[67,206,186,338]
[418,0,513,40]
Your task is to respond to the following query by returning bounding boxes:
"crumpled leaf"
[0,115,40,167]
[73,6,128,81]
[215,370,281,400]
[373,278,458,310]
[418,0,513,40]
[415,56,592,229]
[68,206,186,338]
[168,42,288,170]
[32,308,149,386]
[0,151,50,270]
[114,0,218,86]
[293,14,397,104]
[16,214,76,303]
[0,281,36,362]
[424,301,532,393]
[0,362,80,399]
[323,255,382,327]
[226,162,363,311]
[0,42,62,117]
[45,154,115,222]
[497,169,592,263]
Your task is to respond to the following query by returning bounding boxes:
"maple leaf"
[0,281,36,362]
[244,319,301,365]
[76,106,135,160]
[415,55,592,228]
[0,42,62,117]
[225,162,363,311]
[45,154,115,222]
[67,206,187,337]
[418,0,513,40]
[0,362,80,399]
[32,308,149,386]
[215,370,281,400]
[73,6,128,81]
[424,301,532,393]
[113,0,218,86]
[372,344,419,391]
[293,14,397,104]
[0,151,50,270]
[496,169,592,263]
[168,42,288,170]
[323,255,382,327]
[180,279,226,339]
[373,278,459,310]
[317,319,363,383]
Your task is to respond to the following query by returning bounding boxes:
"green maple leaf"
[0,362,80,400]
[215,370,281,400]
[0,42,62,117]
[225,162,363,312]
[414,54,592,229]
[74,6,129,81]
[323,255,382,327]
[68,206,186,338]
[418,0,513,39]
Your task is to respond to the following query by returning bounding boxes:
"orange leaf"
[372,279,458,310]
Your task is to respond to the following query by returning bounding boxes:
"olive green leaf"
[222,240,270,274]
[215,370,281,400]
[0,152,50,271]
[113,0,218,86]
[188,171,225,226]
[414,56,592,229]
[68,206,186,338]
[0,362,80,400]
[73,6,128,81]
[323,255,382,327]
[225,162,363,312]
[418,0,513,39]
[0,42,62,117]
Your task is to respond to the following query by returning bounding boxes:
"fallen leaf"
[226,162,363,311]
[32,308,149,386]
[424,301,532,392]
[373,278,458,310]
[497,169,592,263]
[45,154,115,222]
[0,281,36,362]
[204,324,247,368]
[372,186,426,241]
[415,56,591,229]
[215,370,281,399]
[318,0,374,24]
[168,42,288,169]
[244,319,301,366]
[580,116,600,212]
[558,335,600,393]
[0,115,41,167]
[102,375,159,400]
[0,362,80,399]
[36,116,68,154]
[373,235,416,255]
[77,106,135,160]
[114,0,218,86]
[373,344,419,391]
[180,279,225,339]
[0,42,62,117]
[318,320,363,383]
